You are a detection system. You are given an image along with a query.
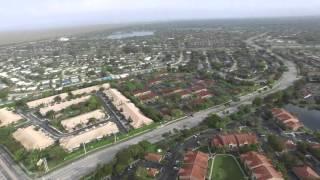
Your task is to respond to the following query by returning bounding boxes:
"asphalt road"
[0,147,30,180]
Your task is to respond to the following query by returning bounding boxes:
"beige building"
[39,95,90,116]
[12,125,55,150]
[0,108,23,127]
[27,83,110,108]
[60,121,119,151]
[104,88,153,129]
[61,109,106,132]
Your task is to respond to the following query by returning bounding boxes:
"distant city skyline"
[1,0,320,31]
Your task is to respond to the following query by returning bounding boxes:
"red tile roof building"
[138,92,159,103]
[178,90,193,99]
[147,168,160,177]
[161,88,183,96]
[144,153,163,163]
[148,78,162,86]
[211,133,258,149]
[178,151,209,180]
[192,86,208,94]
[133,89,152,97]
[240,151,283,180]
[196,90,213,99]
[271,108,303,131]
[292,165,320,180]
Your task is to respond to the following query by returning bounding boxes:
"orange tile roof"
[138,92,158,101]
[241,151,283,180]
[271,108,303,131]
[196,90,213,99]
[292,165,320,180]
[235,133,258,145]
[147,168,160,177]
[133,88,151,97]
[240,151,273,169]
[144,153,163,163]
[253,165,283,180]
[212,133,257,148]
[179,151,209,180]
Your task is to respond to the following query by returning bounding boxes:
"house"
[196,90,213,99]
[271,108,303,131]
[292,165,320,180]
[284,140,297,151]
[148,78,162,86]
[240,151,283,180]
[144,153,163,163]
[133,89,152,97]
[138,92,159,103]
[147,168,160,177]
[161,88,183,96]
[212,134,238,149]
[191,86,207,94]
[211,133,258,149]
[178,151,209,180]
[178,90,193,99]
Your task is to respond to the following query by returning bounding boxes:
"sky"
[1,0,320,31]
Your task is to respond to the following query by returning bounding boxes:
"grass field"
[210,154,246,180]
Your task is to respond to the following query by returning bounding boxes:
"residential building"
[271,108,303,131]
[147,168,160,177]
[211,133,258,149]
[240,151,283,180]
[178,151,209,180]
[292,165,320,180]
[144,153,163,163]
[138,92,159,103]
[133,89,152,97]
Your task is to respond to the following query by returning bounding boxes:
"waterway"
[107,31,154,39]
[285,104,320,131]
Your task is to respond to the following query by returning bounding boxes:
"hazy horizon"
[2,0,320,31]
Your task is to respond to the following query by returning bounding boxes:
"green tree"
[204,114,227,129]
[268,135,284,152]
[253,97,262,106]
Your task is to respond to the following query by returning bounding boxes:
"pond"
[107,31,154,39]
[285,104,320,131]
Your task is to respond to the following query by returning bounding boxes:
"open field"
[210,155,246,180]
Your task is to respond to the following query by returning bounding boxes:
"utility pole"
[82,143,87,155]
[114,134,117,143]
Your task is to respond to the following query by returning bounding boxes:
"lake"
[107,31,154,39]
[285,104,320,130]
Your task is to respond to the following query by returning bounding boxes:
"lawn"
[210,155,246,180]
